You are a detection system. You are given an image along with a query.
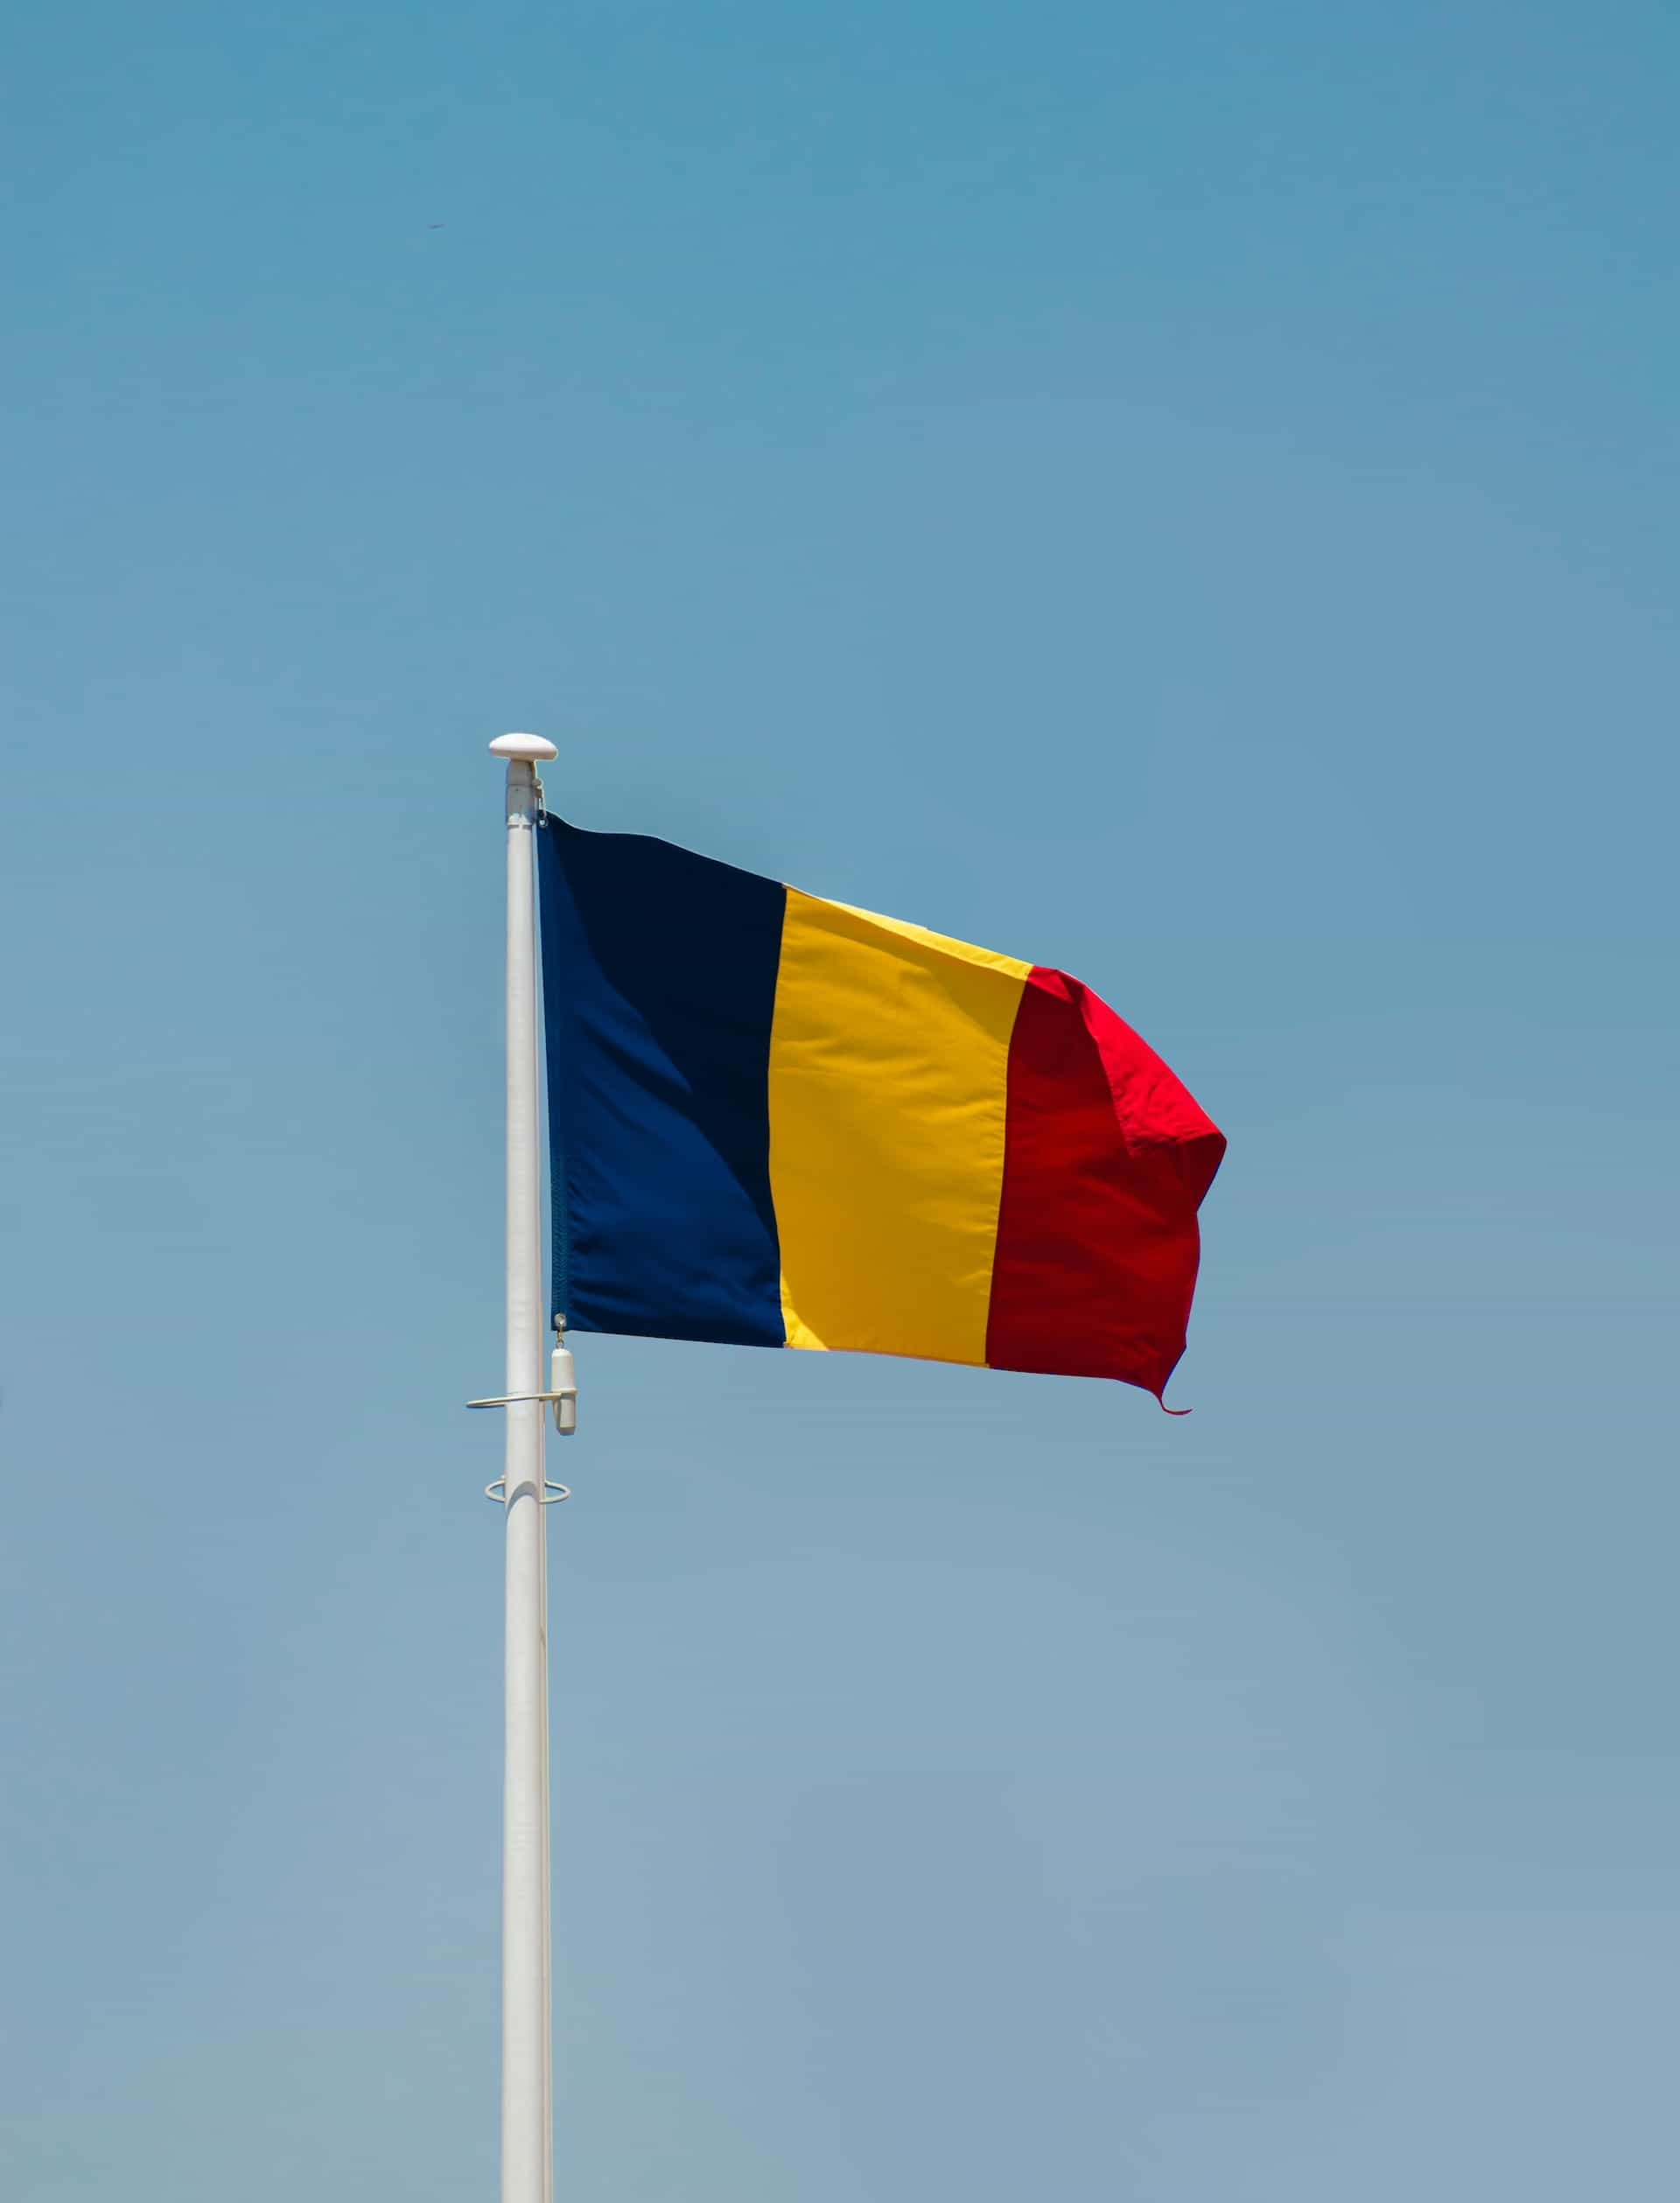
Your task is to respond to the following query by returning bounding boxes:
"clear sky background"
[3,2,1676,2195]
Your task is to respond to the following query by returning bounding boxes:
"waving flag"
[536,818,1224,1402]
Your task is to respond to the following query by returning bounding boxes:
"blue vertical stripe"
[536,818,788,1349]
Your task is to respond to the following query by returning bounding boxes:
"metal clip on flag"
[468,1323,581,1436]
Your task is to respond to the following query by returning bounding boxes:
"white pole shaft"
[500,754,551,2203]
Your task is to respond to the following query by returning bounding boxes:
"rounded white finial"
[489,731,558,761]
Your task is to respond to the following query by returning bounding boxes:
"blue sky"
[3,1,1676,2195]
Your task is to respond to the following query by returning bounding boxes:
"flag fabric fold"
[536,817,1224,1401]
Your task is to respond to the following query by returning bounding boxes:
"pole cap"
[489,731,558,762]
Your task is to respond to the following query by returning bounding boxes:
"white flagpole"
[489,730,558,2203]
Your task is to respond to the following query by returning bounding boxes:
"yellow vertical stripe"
[767,890,1031,1366]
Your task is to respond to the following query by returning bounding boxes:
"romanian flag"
[536,820,1225,1402]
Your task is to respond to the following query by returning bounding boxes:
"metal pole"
[490,731,557,2203]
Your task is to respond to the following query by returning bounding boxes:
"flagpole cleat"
[466,1393,573,1408]
[466,1325,577,1434]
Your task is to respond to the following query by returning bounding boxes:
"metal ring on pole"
[484,1477,571,1506]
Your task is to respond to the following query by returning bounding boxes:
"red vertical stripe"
[984,968,1226,1399]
